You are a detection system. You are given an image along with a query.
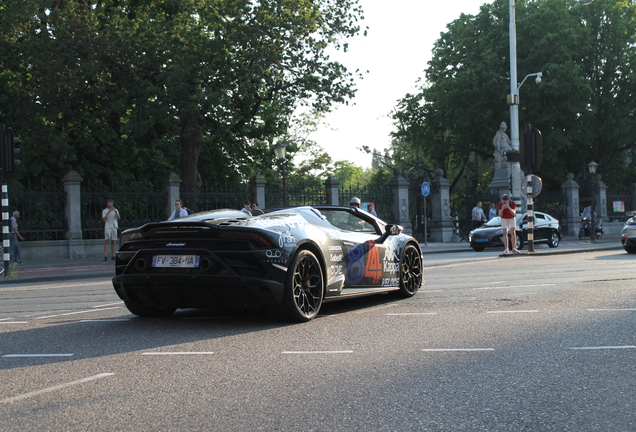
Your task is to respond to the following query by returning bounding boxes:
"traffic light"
[519,124,542,172]
[1,125,21,174]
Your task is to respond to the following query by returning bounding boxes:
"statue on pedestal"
[493,121,512,170]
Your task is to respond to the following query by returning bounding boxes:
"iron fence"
[181,181,250,213]
[606,193,634,221]
[82,181,166,239]
[7,183,66,241]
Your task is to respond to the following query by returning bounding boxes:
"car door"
[533,213,549,241]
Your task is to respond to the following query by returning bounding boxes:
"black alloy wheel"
[281,249,324,322]
[397,243,423,297]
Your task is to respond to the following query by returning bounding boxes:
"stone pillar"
[429,169,453,242]
[250,174,267,209]
[324,176,340,205]
[388,169,412,235]
[596,174,607,221]
[561,173,580,236]
[164,172,181,219]
[62,170,85,258]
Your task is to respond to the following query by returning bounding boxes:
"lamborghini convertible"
[112,206,424,322]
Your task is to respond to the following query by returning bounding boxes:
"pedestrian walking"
[9,211,24,263]
[102,199,120,261]
[471,201,487,229]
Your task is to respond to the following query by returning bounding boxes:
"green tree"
[392,0,636,192]
[0,0,364,190]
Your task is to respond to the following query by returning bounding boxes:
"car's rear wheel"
[548,231,560,248]
[509,232,524,250]
[397,243,423,297]
[280,249,324,322]
[624,247,636,254]
[472,246,485,252]
[123,299,176,317]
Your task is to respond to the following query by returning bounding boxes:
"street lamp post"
[273,142,288,207]
[508,1,543,202]
[588,161,598,241]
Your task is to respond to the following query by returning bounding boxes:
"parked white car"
[621,217,636,253]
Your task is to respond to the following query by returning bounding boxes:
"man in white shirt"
[102,199,120,261]
[168,199,188,220]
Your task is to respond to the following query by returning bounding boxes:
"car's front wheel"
[279,249,324,322]
[123,299,176,317]
[472,246,485,252]
[548,231,560,248]
[397,243,423,297]
[624,247,636,254]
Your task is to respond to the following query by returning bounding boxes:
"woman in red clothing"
[498,194,519,254]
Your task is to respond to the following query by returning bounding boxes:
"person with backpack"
[168,199,188,220]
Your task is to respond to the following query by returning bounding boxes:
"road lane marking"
[386,313,437,316]
[92,302,124,308]
[570,346,636,350]
[142,352,214,355]
[486,310,538,314]
[0,321,28,324]
[282,351,353,354]
[474,284,555,290]
[586,308,636,311]
[422,348,495,352]
[0,373,114,404]
[3,354,73,357]
[34,306,122,320]
[80,319,131,322]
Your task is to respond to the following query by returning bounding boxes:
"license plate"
[152,255,200,268]
[475,238,489,243]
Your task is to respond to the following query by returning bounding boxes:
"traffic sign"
[521,175,543,197]
[421,182,430,197]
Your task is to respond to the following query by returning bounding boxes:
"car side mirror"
[386,224,403,235]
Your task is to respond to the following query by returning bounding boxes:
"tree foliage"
[0,0,364,189]
[392,0,636,193]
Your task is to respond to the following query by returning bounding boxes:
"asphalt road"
[0,249,635,431]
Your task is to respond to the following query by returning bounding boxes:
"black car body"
[112,206,423,321]
[469,211,562,252]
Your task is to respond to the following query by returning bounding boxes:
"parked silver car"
[620,217,636,253]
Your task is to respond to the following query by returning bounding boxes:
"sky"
[309,0,492,168]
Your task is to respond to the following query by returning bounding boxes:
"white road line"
[569,346,636,350]
[0,318,16,321]
[142,352,215,355]
[474,284,555,290]
[586,308,636,311]
[92,302,124,308]
[486,310,538,314]
[34,306,122,320]
[420,289,442,292]
[282,351,353,354]
[0,373,114,404]
[422,348,495,352]
[3,354,73,357]
[386,313,438,316]
[80,319,131,322]
[428,258,501,269]
[0,321,28,324]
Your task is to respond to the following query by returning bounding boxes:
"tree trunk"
[180,120,202,208]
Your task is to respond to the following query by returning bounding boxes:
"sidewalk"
[0,236,624,285]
